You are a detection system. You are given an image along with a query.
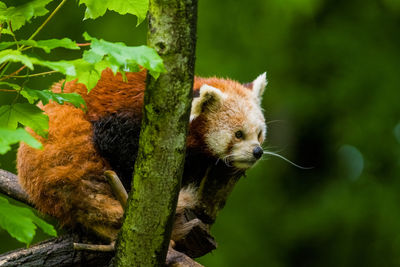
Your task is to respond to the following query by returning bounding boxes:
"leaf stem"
[27,0,69,42]
[8,22,20,50]
[77,43,91,47]
[0,89,17,92]
[0,63,11,77]
[10,70,58,78]
[0,66,27,81]
[0,62,8,74]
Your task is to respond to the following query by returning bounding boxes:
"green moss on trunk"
[113,0,197,266]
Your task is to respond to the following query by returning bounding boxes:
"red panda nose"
[253,146,263,159]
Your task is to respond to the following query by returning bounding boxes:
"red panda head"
[191,73,267,169]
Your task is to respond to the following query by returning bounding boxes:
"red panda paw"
[171,218,202,242]
[171,185,199,241]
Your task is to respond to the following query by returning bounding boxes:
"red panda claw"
[104,170,128,208]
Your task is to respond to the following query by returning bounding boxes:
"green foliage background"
[1,0,400,266]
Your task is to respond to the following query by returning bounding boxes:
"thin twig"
[77,43,91,47]
[0,62,11,78]
[0,65,27,81]
[73,242,115,252]
[10,70,58,78]
[0,62,8,73]
[9,21,20,50]
[27,0,69,42]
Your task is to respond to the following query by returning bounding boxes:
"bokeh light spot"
[394,123,400,144]
[338,145,364,181]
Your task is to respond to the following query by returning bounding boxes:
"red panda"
[17,69,267,243]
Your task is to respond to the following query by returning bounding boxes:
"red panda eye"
[235,130,244,139]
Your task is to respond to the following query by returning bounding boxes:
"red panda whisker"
[262,144,282,150]
[262,145,287,154]
[265,120,287,125]
[263,151,313,170]
[222,154,237,167]
[222,157,232,167]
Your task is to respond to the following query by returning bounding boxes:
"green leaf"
[0,40,36,51]
[67,58,110,91]
[0,104,48,137]
[0,0,53,31]
[21,87,86,108]
[63,33,165,90]
[83,32,165,78]
[0,82,20,90]
[0,38,79,53]
[0,127,42,154]
[79,0,149,25]
[0,49,34,69]
[34,60,76,76]
[0,196,56,245]
[0,49,76,75]
[35,38,79,52]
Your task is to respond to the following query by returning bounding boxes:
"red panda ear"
[248,72,268,104]
[190,84,226,121]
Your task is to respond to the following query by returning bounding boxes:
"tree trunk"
[113,0,198,266]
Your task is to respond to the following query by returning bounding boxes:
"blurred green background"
[1,0,400,266]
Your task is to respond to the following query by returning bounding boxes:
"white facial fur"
[205,98,266,169]
[229,102,266,169]
[191,73,268,169]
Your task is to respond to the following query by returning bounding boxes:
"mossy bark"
[113,0,198,266]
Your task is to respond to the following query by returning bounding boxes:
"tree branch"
[166,247,203,267]
[0,235,115,267]
[0,169,29,205]
[0,170,205,266]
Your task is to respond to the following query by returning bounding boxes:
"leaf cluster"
[0,0,162,246]
[0,0,163,155]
